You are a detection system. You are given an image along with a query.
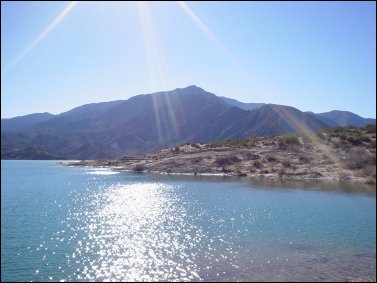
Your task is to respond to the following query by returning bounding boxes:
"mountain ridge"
[2,86,375,160]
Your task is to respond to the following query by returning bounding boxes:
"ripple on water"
[4,165,374,282]
[60,182,214,281]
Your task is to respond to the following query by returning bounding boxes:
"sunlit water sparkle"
[1,161,376,282]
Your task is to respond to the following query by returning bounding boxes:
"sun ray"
[138,2,180,143]
[138,2,164,144]
[1,1,78,76]
[176,1,276,105]
[177,1,229,55]
[275,106,350,173]
[177,1,350,172]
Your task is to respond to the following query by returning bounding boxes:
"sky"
[1,1,376,119]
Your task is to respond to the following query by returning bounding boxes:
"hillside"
[65,125,376,184]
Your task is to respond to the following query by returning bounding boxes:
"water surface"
[1,160,376,281]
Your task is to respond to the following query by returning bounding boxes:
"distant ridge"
[219,96,265,111]
[1,112,55,132]
[1,86,375,160]
[317,110,376,127]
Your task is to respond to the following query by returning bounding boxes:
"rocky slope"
[63,125,376,184]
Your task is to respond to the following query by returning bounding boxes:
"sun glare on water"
[65,182,204,281]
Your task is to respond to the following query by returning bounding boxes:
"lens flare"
[177,1,348,172]
[1,1,78,76]
[138,2,181,143]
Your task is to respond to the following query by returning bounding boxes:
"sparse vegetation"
[281,160,291,168]
[298,155,312,164]
[365,124,376,133]
[279,134,300,146]
[171,146,180,153]
[215,156,241,166]
[246,153,260,160]
[191,157,203,164]
[68,125,376,184]
[347,136,362,146]
[133,164,145,172]
[266,156,277,162]
[253,160,263,169]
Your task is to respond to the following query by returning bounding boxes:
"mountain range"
[2,85,375,160]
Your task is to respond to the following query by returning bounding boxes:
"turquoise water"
[1,160,376,282]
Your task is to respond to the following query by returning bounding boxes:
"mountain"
[1,112,55,132]
[2,85,370,160]
[1,144,68,160]
[219,96,265,111]
[247,104,333,135]
[306,111,339,127]
[317,110,376,127]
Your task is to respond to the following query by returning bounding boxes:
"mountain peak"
[184,85,203,90]
[173,85,205,93]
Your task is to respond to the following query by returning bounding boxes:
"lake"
[1,160,376,281]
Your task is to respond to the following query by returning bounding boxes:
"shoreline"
[59,160,373,185]
[59,126,376,185]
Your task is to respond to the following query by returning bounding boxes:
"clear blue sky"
[1,1,376,118]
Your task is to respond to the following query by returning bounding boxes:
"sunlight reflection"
[1,1,78,76]
[72,182,204,281]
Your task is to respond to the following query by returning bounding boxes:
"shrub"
[365,124,376,133]
[361,165,376,178]
[191,143,200,148]
[253,160,263,169]
[333,127,345,133]
[222,168,232,173]
[133,164,145,172]
[191,157,203,164]
[232,140,249,147]
[370,140,376,149]
[316,132,326,140]
[347,136,362,146]
[278,142,288,150]
[266,156,277,162]
[344,153,375,170]
[215,156,241,166]
[298,155,311,164]
[280,135,301,145]
[282,160,291,168]
[246,153,260,160]
[360,136,371,143]
[171,146,181,153]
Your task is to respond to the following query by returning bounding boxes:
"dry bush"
[246,153,260,160]
[298,155,312,164]
[266,156,277,162]
[215,156,241,166]
[282,160,291,168]
[133,164,145,172]
[191,157,203,164]
[253,160,263,169]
